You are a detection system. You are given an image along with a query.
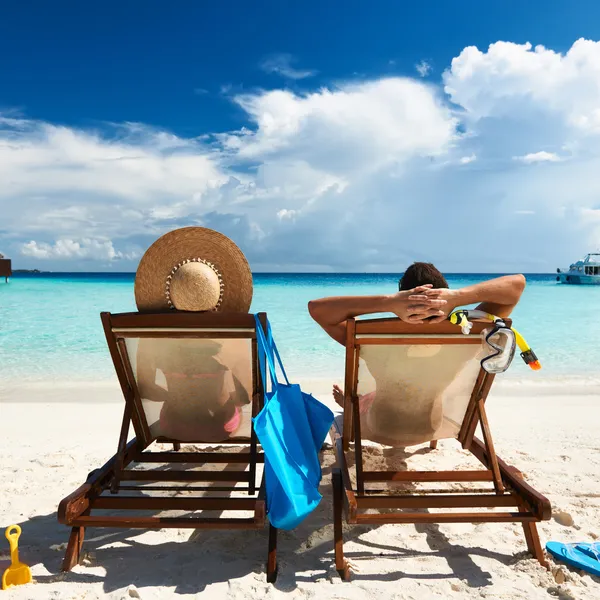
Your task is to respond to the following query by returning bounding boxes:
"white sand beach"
[1,379,599,599]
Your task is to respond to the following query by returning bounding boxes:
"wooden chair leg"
[516,495,548,568]
[266,524,278,583]
[333,469,350,581]
[508,468,548,567]
[61,526,85,572]
[429,440,438,449]
[521,519,547,567]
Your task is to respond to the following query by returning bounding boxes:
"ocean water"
[0,273,597,384]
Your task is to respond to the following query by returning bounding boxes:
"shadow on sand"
[10,444,542,595]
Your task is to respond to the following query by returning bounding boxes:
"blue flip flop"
[546,541,600,577]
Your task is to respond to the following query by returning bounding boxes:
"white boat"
[557,253,600,284]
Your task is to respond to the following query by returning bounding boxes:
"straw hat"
[134,227,253,312]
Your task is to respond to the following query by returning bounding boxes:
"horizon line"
[11,270,557,275]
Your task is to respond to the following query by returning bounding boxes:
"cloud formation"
[21,238,130,261]
[444,39,600,132]
[3,39,600,273]
[416,60,432,77]
[514,151,561,164]
[259,53,316,80]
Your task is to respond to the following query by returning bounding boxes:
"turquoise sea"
[0,273,596,384]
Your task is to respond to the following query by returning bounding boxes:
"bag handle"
[266,319,290,385]
[255,315,278,394]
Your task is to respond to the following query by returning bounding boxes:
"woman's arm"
[136,342,171,403]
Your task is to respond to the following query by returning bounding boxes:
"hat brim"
[135,227,253,312]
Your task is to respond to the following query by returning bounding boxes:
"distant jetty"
[0,254,11,282]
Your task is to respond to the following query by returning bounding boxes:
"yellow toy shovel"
[1,525,32,590]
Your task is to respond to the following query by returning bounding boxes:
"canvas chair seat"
[331,316,552,581]
[356,340,488,446]
[58,311,279,583]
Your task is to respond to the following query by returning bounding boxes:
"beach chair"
[331,317,551,580]
[58,311,279,582]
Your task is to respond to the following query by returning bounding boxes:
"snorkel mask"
[449,310,541,374]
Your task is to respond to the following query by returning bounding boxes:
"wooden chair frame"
[58,311,278,583]
[331,317,551,580]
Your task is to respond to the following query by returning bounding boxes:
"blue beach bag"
[253,315,334,530]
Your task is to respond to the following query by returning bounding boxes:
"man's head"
[399,262,448,291]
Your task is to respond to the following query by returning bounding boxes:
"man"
[308,263,526,345]
[308,264,526,442]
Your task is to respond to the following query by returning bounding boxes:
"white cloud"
[259,54,316,80]
[222,78,457,175]
[444,39,600,133]
[277,209,297,220]
[21,238,130,261]
[514,151,561,163]
[0,120,224,204]
[416,60,432,77]
[0,118,229,255]
[6,38,600,272]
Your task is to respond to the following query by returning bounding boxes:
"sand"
[1,378,599,599]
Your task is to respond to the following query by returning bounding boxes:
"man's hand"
[404,274,526,324]
[411,287,459,323]
[390,285,449,324]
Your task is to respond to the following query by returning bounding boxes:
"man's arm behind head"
[454,274,526,318]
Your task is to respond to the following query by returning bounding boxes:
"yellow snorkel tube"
[449,310,541,371]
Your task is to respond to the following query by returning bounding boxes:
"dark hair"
[399,262,448,291]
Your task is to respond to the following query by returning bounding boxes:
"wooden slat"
[93,495,258,511]
[458,367,487,445]
[477,399,505,494]
[470,437,552,520]
[255,471,266,524]
[101,313,150,446]
[462,372,496,450]
[343,319,357,452]
[354,317,509,336]
[154,436,253,444]
[117,337,152,444]
[71,515,260,529]
[117,485,252,493]
[350,340,360,444]
[111,397,133,493]
[114,331,255,339]
[356,511,536,524]
[109,311,258,329]
[332,469,348,577]
[356,337,483,345]
[58,438,141,525]
[135,452,261,464]
[113,327,255,333]
[353,392,365,495]
[58,484,92,525]
[121,470,250,482]
[362,487,494,495]
[361,470,494,482]
[331,423,358,518]
[253,315,269,496]
[356,494,518,509]
[267,525,277,582]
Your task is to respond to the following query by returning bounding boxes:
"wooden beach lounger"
[58,311,278,582]
[331,317,551,580]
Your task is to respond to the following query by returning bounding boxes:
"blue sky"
[2,1,600,272]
